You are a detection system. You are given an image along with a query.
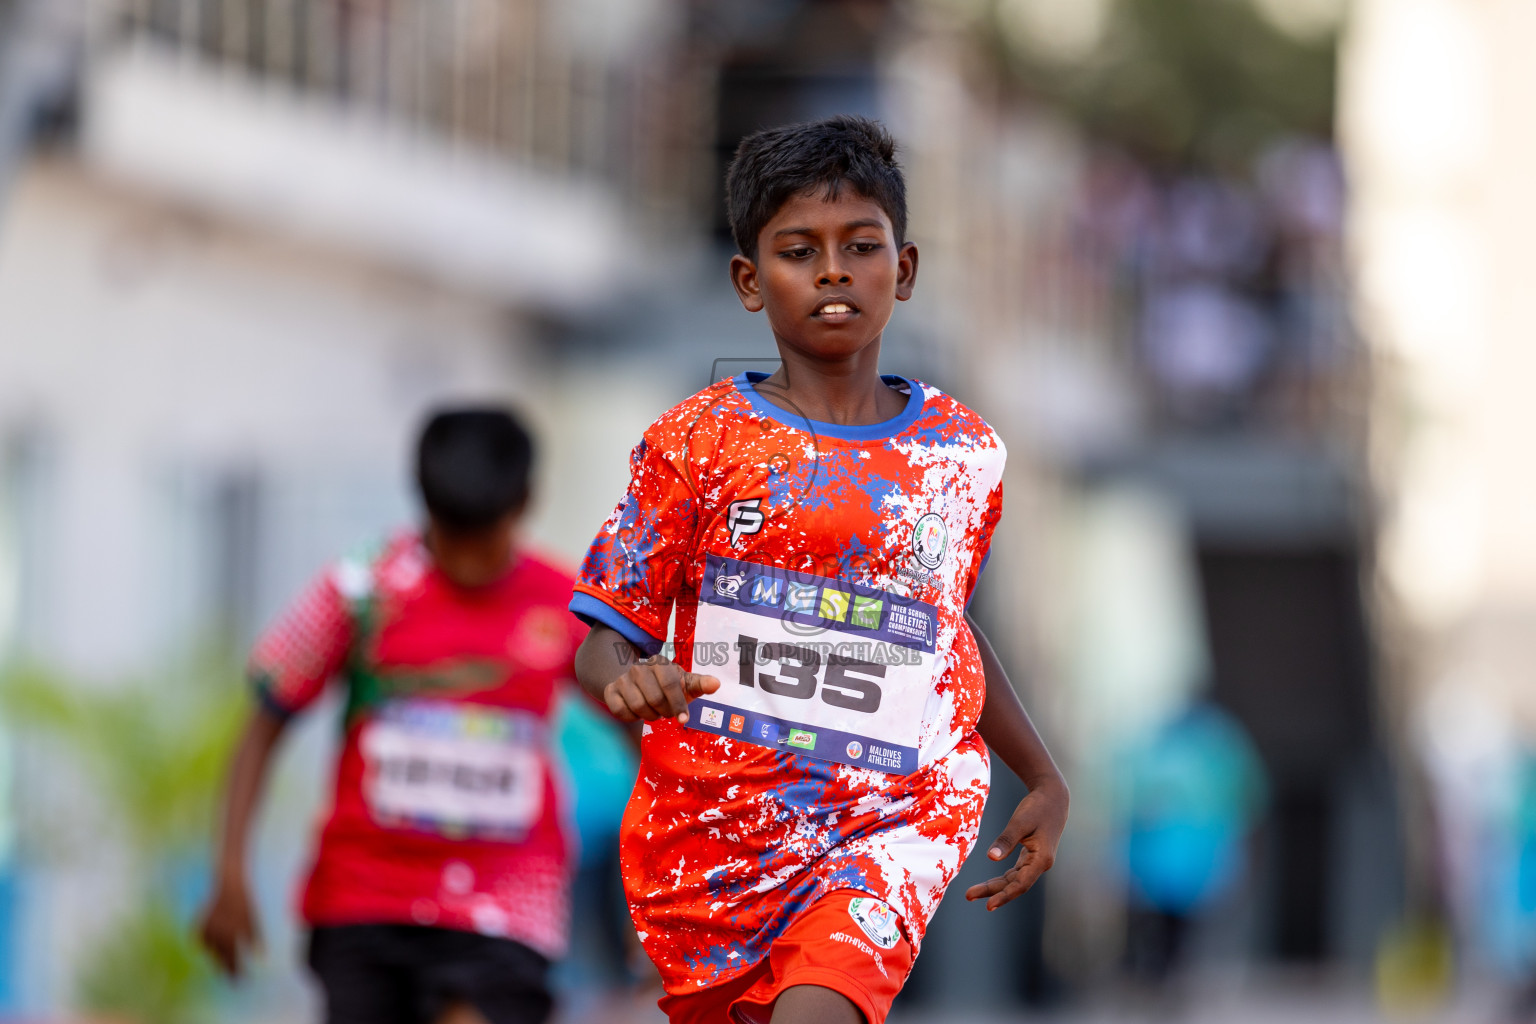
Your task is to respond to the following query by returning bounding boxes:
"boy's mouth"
[813,298,860,322]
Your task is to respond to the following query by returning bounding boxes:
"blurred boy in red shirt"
[198,408,585,1024]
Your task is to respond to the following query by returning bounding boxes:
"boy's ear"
[729,253,764,313]
[895,241,919,302]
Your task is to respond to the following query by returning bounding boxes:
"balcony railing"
[102,0,703,213]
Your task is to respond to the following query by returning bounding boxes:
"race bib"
[360,701,544,838]
[686,554,937,774]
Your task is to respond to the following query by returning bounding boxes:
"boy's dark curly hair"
[725,115,908,259]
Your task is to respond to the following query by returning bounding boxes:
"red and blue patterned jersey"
[250,533,586,958]
[571,372,1005,994]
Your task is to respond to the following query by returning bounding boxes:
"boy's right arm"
[574,624,720,724]
[198,704,288,978]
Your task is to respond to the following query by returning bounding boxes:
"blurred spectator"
[1423,686,1536,1015]
[1473,762,1530,979]
[1116,700,1267,986]
[1139,281,1274,422]
[1156,177,1271,282]
[0,721,14,1011]
[1068,138,1350,436]
[1505,753,1536,1020]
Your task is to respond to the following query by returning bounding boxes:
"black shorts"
[307,924,553,1024]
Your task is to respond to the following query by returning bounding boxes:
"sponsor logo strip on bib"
[688,698,916,772]
[702,554,938,650]
[688,555,937,775]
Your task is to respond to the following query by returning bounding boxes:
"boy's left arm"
[964,612,1070,911]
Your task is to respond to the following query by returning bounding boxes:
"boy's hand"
[197,876,262,978]
[964,776,1068,911]
[603,655,721,724]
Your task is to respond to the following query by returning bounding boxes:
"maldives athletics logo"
[847,896,902,949]
[911,512,948,571]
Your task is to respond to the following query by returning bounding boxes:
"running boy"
[198,408,585,1024]
[570,117,1070,1024]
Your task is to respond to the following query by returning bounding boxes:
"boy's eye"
[849,242,883,255]
[779,247,814,259]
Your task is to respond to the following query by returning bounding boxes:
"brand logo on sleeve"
[699,707,724,728]
[848,897,902,949]
[726,499,765,545]
[911,513,949,571]
[787,729,817,750]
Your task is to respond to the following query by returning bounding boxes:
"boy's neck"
[424,518,521,589]
[756,341,906,427]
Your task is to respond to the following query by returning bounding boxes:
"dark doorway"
[1195,545,1375,961]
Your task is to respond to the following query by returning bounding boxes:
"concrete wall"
[0,159,528,676]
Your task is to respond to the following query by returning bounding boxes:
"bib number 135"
[737,634,884,714]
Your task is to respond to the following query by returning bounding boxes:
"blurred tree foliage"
[76,903,215,1024]
[0,659,245,1024]
[981,0,1341,167]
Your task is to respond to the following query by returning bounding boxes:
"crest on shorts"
[848,896,901,949]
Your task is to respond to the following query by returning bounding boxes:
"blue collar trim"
[734,371,924,442]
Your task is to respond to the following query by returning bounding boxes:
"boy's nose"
[817,263,852,286]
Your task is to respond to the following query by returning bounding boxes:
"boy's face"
[729,189,917,364]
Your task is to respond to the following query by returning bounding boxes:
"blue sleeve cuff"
[569,592,666,657]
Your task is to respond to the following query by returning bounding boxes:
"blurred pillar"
[1341,0,1536,907]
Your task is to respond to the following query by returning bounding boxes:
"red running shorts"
[657,888,915,1024]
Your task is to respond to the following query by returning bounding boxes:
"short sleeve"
[570,433,698,656]
[965,475,1004,610]
[248,567,355,717]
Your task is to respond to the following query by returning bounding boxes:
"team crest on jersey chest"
[912,513,948,570]
[895,511,949,589]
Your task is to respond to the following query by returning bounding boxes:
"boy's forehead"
[764,188,893,235]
